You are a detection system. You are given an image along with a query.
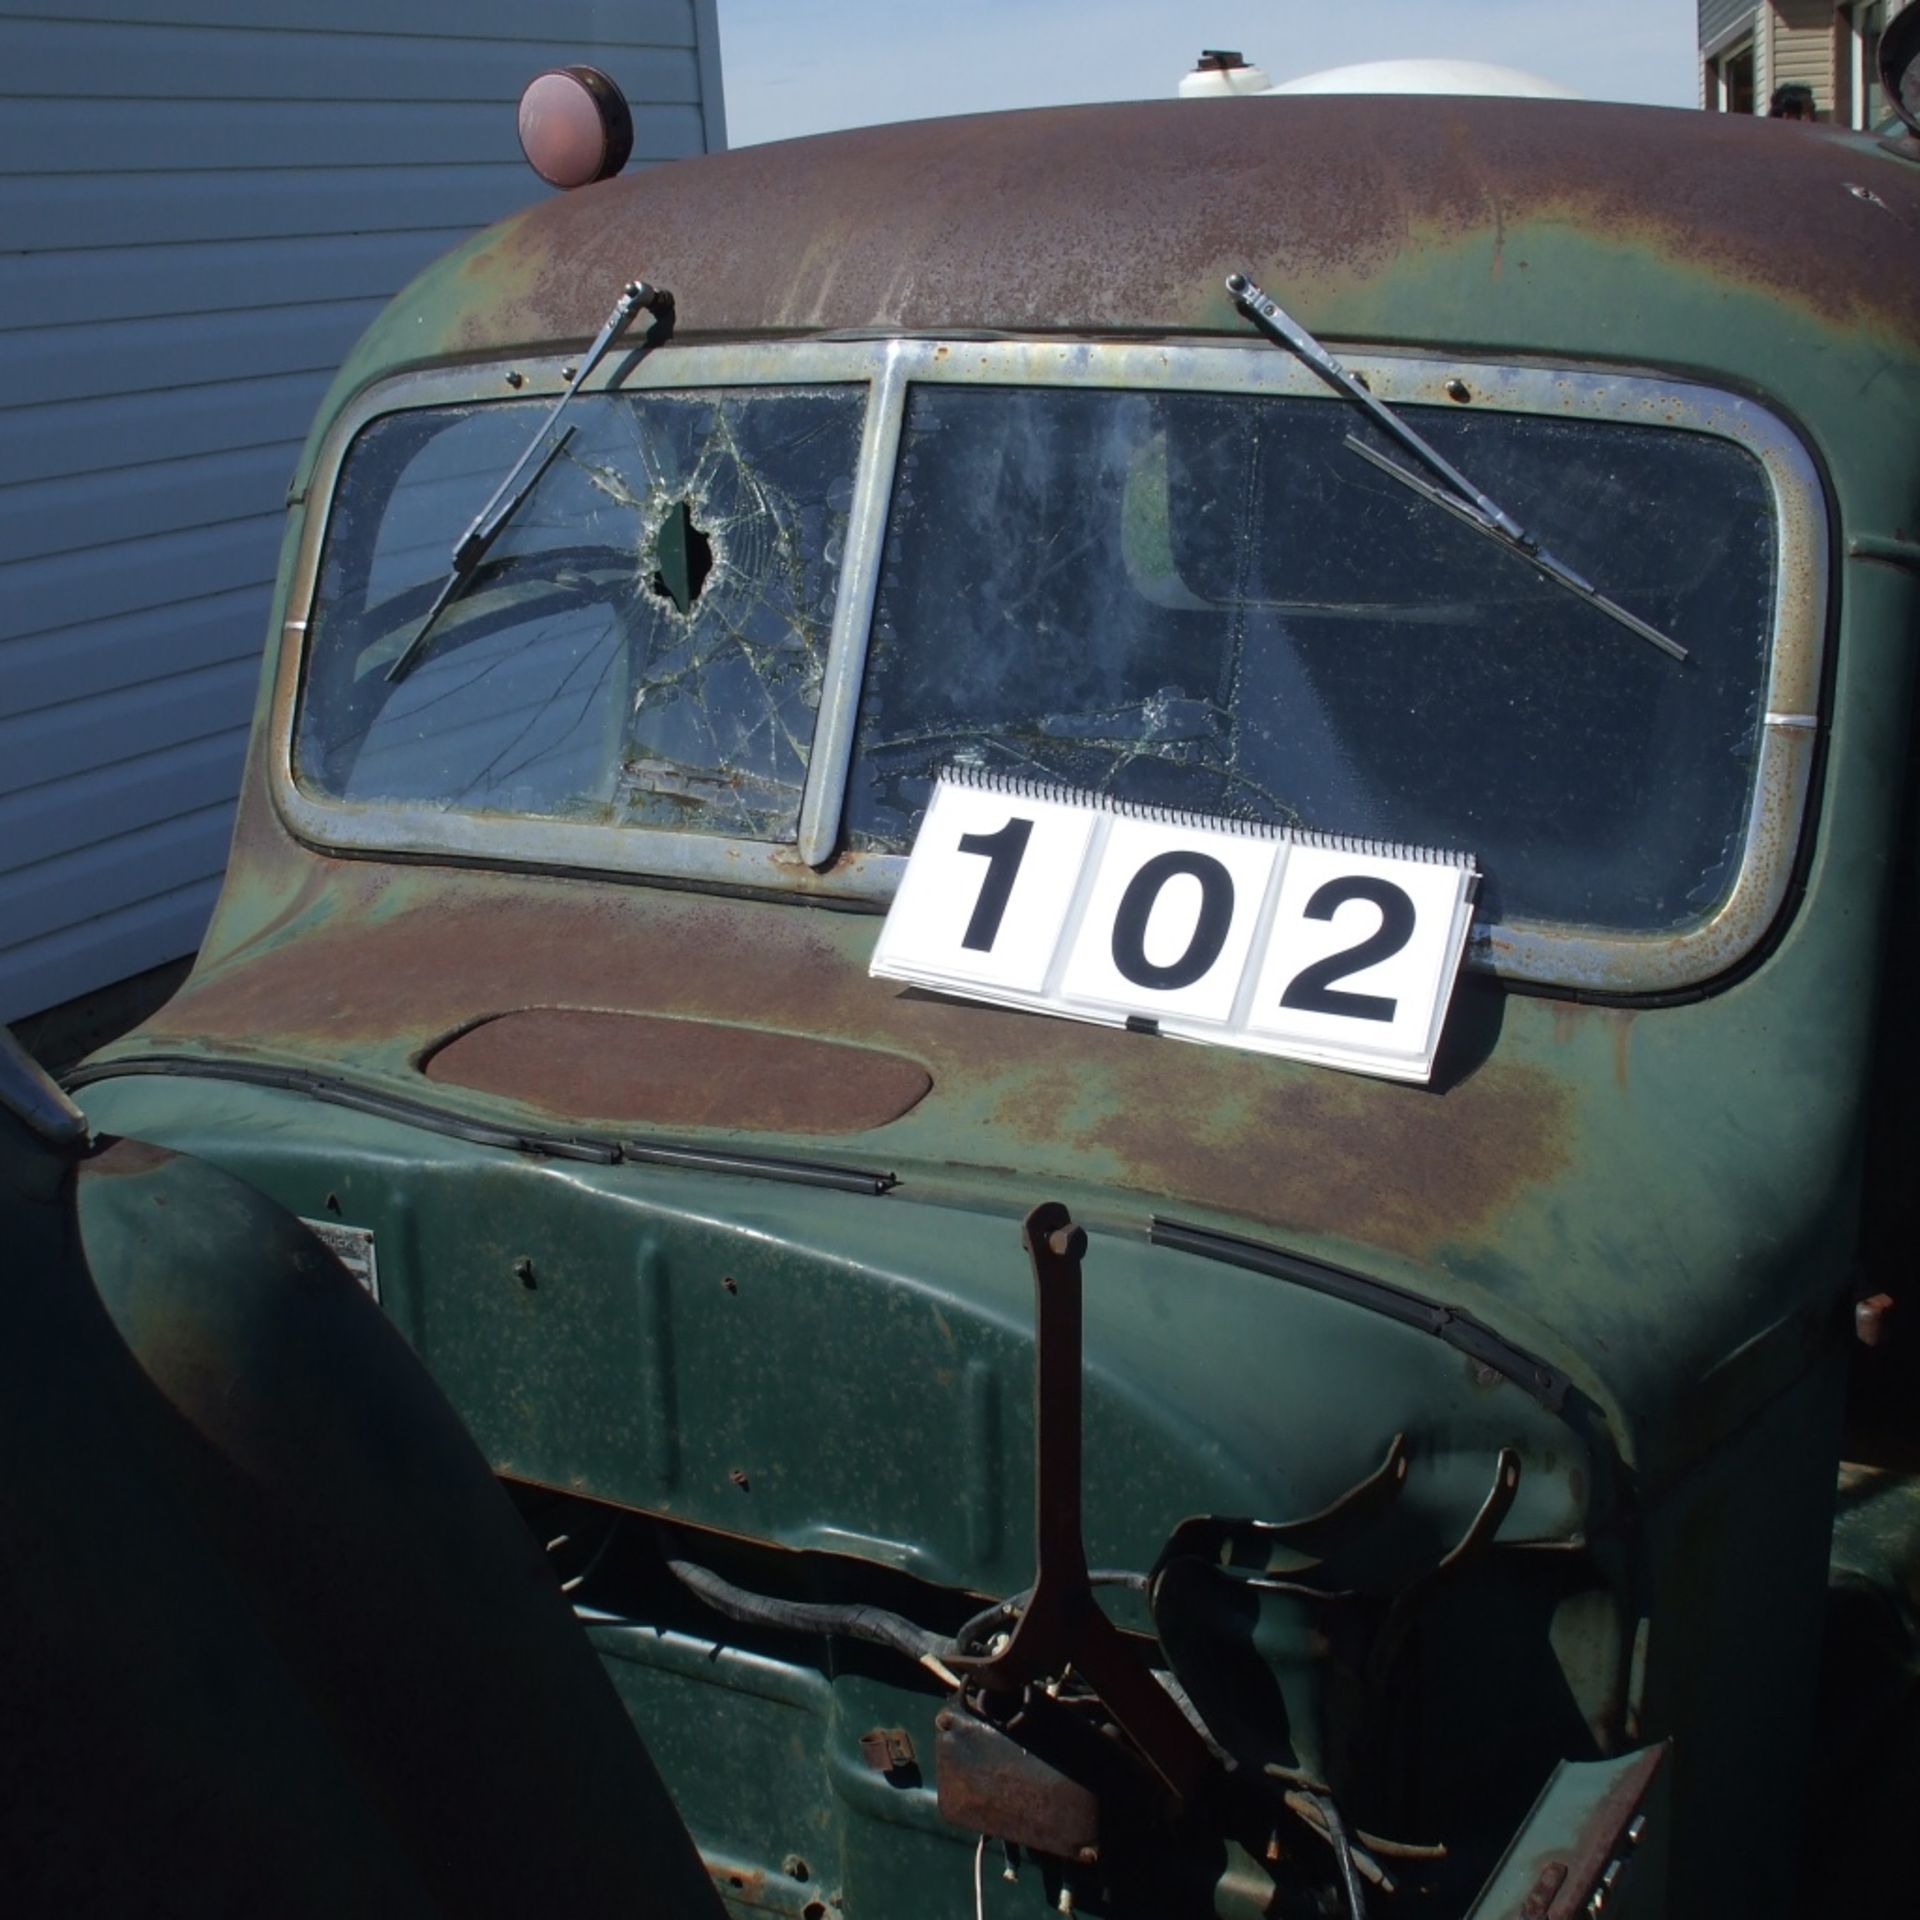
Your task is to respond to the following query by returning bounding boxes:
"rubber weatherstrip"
[62,1055,898,1197]
[618,1140,893,1195]
[1149,1216,1568,1411]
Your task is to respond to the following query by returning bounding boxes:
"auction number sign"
[871,771,1478,1083]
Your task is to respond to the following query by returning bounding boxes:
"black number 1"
[958,816,1034,951]
[1279,876,1417,1023]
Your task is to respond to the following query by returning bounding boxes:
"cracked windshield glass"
[295,385,865,841]
[845,387,1775,934]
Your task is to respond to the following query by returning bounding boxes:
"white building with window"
[1700,0,1911,123]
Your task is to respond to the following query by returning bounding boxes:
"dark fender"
[1,1082,717,1919]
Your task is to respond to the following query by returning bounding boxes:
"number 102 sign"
[870,770,1479,1083]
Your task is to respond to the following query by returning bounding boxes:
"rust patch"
[422,1008,930,1134]
[1085,1057,1575,1262]
[711,1862,767,1907]
[934,1706,1101,1860]
[419,99,1920,358]
[82,1136,179,1179]
[121,828,1582,1262]
[1541,1002,1634,1092]
[1610,1010,1635,1092]
[1537,1742,1665,1918]
[143,878,875,1052]
[981,1061,1087,1149]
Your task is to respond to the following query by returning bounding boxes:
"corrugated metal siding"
[0,0,725,1024]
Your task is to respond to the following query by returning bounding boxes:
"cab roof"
[378,96,1919,352]
[291,94,1920,505]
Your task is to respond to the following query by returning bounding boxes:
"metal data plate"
[299,1218,380,1302]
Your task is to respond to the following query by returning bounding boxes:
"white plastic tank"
[1263,58,1578,99]
[1178,49,1275,99]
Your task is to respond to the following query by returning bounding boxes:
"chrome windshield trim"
[797,341,910,868]
[271,337,1828,997]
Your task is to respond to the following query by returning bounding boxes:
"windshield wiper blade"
[389,425,578,672]
[386,277,674,685]
[1342,436,1690,663]
[1225,272,1687,665]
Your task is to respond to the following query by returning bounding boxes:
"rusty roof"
[433,97,1920,352]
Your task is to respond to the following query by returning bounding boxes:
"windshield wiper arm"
[1225,272,1687,665]
[386,277,674,685]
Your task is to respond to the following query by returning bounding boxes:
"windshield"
[845,387,1774,933]
[295,374,1778,938]
[294,385,866,842]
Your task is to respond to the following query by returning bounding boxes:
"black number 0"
[1278,876,1417,1023]
[1110,851,1235,990]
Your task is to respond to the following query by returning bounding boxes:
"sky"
[715,1,1699,147]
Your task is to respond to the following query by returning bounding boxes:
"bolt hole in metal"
[783,1854,811,1882]
[1445,377,1472,403]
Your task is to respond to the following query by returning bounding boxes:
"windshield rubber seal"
[1150,1215,1571,1412]
[61,1055,899,1197]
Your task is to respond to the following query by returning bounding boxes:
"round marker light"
[518,66,634,190]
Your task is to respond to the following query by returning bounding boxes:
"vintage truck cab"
[47,59,1920,1920]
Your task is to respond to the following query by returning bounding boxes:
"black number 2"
[957,816,1033,951]
[1279,876,1417,1023]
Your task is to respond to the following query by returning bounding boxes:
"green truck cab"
[23,52,1920,1920]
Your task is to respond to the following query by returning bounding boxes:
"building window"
[1708,38,1758,111]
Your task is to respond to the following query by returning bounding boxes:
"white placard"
[1245,843,1474,1073]
[869,776,1096,994]
[1058,816,1278,1025]
[871,770,1478,1083]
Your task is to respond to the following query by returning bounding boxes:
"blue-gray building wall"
[0,0,726,1024]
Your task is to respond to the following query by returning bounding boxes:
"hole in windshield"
[294,385,866,843]
[650,499,714,615]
